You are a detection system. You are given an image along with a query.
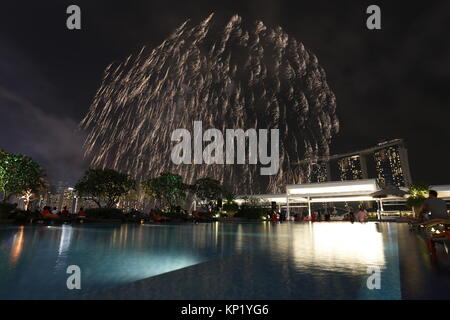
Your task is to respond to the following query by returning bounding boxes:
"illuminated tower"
[374,143,411,187]
[338,155,364,181]
[310,162,330,183]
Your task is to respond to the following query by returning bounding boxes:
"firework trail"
[81,14,339,194]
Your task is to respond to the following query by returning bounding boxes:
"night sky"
[0,0,449,185]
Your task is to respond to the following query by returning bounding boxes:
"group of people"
[290,207,368,223]
[39,206,86,219]
[270,210,287,222]
[347,208,369,223]
[293,209,334,222]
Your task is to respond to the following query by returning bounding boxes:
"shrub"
[123,210,148,220]
[199,211,216,219]
[159,210,188,220]
[235,204,270,219]
[13,211,31,224]
[85,208,124,220]
[222,201,239,213]
[406,183,429,208]
[0,203,17,219]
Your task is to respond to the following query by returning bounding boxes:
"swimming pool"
[0,222,401,299]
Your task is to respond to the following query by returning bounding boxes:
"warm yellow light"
[288,184,377,195]
[284,223,386,272]
[10,226,25,264]
[265,197,286,202]
[310,196,375,203]
[235,195,289,204]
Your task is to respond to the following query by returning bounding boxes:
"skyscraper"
[292,138,412,187]
[338,155,363,181]
[310,162,329,183]
[374,142,411,187]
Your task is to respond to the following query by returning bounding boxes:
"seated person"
[420,190,449,221]
[42,206,59,218]
[356,208,368,223]
[41,206,51,217]
[149,209,164,221]
[61,206,70,217]
[271,212,278,222]
[77,207,86,217]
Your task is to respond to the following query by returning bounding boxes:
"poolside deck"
[397,223,450,299]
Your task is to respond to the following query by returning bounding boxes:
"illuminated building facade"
[295,139,412,188]
[338,155,364,181]
[310,162,329,183]
[374,143,411,187]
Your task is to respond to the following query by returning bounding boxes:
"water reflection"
[0,222,399,299]
[54,225,74,272]
[58,225,73,256]
[296,223,385,272]
[9,226,25,265]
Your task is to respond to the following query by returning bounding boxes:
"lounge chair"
[39,212,72,225]
[193,211,214,222]
[150,212,170,222]
[427,231,450,259]
[409,218,450,232]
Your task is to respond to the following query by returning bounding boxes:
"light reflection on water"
[0,222,399,299]
[296,223,385,272]
[9,226,25,266]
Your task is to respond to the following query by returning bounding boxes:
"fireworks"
[80,14,339,194]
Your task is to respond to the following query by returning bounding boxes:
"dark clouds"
[320,1,450,185]
[0,0,449,185]
[0,40,87,184]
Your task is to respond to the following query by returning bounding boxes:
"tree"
[191,177,223,208]
[74,168,135,208]
[141,173,187,211]
[236,196,271,219]
[222,190,239,213]
[0,149,45,204]
[0,149,10,201]
[406,182,429,218]
[223,190,236,203]
[118,188,141,211]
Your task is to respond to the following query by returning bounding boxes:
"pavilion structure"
[235,179,450,220]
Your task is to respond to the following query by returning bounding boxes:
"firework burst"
[81,14,339,194]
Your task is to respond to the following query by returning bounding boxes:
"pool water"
[0,222,401,299]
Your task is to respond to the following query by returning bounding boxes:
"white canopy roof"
[287,179,378,198]
[235,182,450,205]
